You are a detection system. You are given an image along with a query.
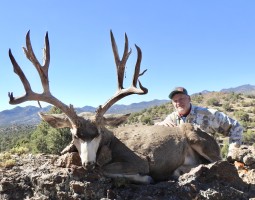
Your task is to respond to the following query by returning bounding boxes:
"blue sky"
[0,1,255,111]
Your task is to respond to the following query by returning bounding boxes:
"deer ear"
[104,113,130,127]
[38,112,73,128]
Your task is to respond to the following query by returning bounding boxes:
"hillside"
[128,92,255,123]
[0,99,168,127]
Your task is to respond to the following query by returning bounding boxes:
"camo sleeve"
[209,109,243,145]
[155,112,177,126]
[163,113,177,124]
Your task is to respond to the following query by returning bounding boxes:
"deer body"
[110,124,188,182]
[102,123,220,183]
[39,112,220,183]
[8,31,221,184]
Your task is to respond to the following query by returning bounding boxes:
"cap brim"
[169,91,185,99]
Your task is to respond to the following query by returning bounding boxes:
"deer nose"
[83,161,95,171]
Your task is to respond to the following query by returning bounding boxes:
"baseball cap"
[169,87,188,99]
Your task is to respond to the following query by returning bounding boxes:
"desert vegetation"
[0,107,71,155]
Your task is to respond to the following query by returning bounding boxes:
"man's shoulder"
[192,105,218,115]
[191,105,207,112]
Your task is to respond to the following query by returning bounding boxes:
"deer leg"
[190,143,221,163]
[172,145,201,179]
[172,165,195,178]
[61,140,77,155]
[185,127,222,163]
[102,162,153,184]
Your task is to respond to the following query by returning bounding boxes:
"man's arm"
[211,110,243,162]
[213,110,243,146]
[155,113,177,127]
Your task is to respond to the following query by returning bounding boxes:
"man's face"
[171,93,191,115]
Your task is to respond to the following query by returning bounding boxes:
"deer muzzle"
[82,161,96,171]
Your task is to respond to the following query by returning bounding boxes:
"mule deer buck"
[8,31,221,184]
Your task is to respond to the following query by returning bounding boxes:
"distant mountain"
[0,106,51,127]
[107,99,169,114]
[75,106,96,113]
[192,84,255,96]
[220,84,255,94]
[0,99,169,127]
[192,90,211,96]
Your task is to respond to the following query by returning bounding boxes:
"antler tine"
[8,31,80,126]
[132,44,148,92]
[9,49,32,95]
[96,31,148,122]
[110,30,131,90]
[23,30,50,93]
[43,32,50,69]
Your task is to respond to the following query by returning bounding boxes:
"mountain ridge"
[220,84,255,94]
[1,84,255,127]
[0,99,169,127]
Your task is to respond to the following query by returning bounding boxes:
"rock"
[0,145,255,199]
[55,152,82,168]
[243,154,255,166]
[178,161,251,199]
[228,145,255,164]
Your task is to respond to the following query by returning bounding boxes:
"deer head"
[8,30,147,170]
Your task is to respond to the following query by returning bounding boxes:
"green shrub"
[206,98,220,106]
[9,146,29,155]
[141,115,154,125]
[221,143,229,160]
[234,110,250,122]
[191,94,204,103]
[0,152,12,160]
[222,103,233,112]
[0,152,16,168]
[29,106,72,154]
[0,159,16,168]
[243,129,255,144]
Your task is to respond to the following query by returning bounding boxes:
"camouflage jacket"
[162,104,243,145]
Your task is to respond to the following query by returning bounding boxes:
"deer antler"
[8,31,80,126]
[96,30,148,123]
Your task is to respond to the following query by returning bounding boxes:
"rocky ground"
[0,145,255,200]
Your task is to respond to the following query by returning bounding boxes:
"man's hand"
[155,121,176,127]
